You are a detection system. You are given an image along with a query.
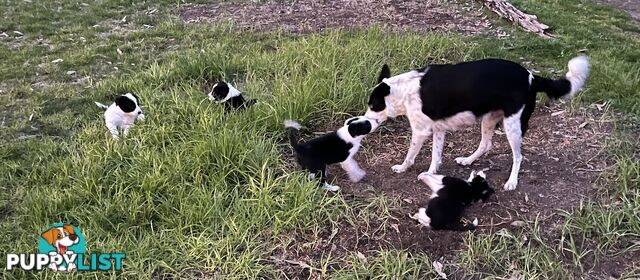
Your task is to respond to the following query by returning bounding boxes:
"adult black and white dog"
[364,55,590,190]
[414,170,494,231]
[207,81,256,110]
[95,93,145,139]
[284,116,379,191]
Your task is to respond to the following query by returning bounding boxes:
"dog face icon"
[41,224,79,254]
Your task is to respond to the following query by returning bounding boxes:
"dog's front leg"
[426,131,445,174]
[122,125,132,137]
[340,158,366,182]
[392,132,429,173]
[106,123,119,139]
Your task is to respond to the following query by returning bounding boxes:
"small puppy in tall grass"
[284,116,379,191]
[207,81,256,110]
[95,93,145,139]
[413,170,494,231]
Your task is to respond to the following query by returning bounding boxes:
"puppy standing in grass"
[95,93,145,139]
[285,116,379,191]
[414,170,495,231]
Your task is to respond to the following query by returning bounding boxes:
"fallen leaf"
[524,193,529,203]
[551,110,565,117]
[116,48,123,55]
[283,259,311,269]
[13,30,24,36]
[433,261,447,279]
[595,102,607,111]
[51,58,63,63]
[121,16,127,23]
[579,121,588,128]
[511,220,526,227]
[66,70,76,75]
[402,198,413,204]
[390,223,400,234]
[356,251,367,262]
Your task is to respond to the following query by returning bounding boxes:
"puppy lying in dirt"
[284,116,379,191]
[412,170,494,231]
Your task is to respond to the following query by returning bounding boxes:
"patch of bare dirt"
[593,0,640,20]
[277,103,615,277]
[178,0,493,34]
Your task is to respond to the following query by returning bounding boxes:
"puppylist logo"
[6,223,125,272]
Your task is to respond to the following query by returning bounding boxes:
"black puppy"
[207,81,256,110]
[284,116,379,191]
[414,170,495,231]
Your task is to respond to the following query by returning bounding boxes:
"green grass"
[1,0,639,278]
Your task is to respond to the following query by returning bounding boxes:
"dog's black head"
[469,172,495,202]
[365,64,391,122]
[344,116,379,138]
[208,81,241,103]
[115,93,142,114]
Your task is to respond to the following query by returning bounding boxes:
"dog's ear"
[348,121,372,137]
[115,96,136,113]
[378,64,391,83]
[41,228,58,246]
[129,93,140,106]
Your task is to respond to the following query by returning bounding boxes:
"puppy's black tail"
[284,120,301,148]
[531,55,590,99]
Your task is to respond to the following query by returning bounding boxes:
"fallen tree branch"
[477,0,552,38]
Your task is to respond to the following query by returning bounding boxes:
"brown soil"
[593,0,640,20]
[178,0,493,35]
[276,103,614,278]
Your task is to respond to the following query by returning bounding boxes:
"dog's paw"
[392,164,408,173]
[503,179,518,191]
[455,156,474,166]
[349,170,366,182]
[322,183,340,192]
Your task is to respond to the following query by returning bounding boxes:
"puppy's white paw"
[322,183,340,192]
[455,156,474,166]
[392,164,408,173]
[503,179,518,191]
[349,170,366,182]
[415,208,431,227]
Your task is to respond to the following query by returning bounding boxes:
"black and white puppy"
[284,116,379,191]
[414,170,494,231]
[364,55,590,190]
[95,93,145,139]
[207,81,256,110]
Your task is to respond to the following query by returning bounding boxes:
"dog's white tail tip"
[284,119,301,130]
[566,55,590,97]
[94,101,108,109]
[472,218,479,227]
